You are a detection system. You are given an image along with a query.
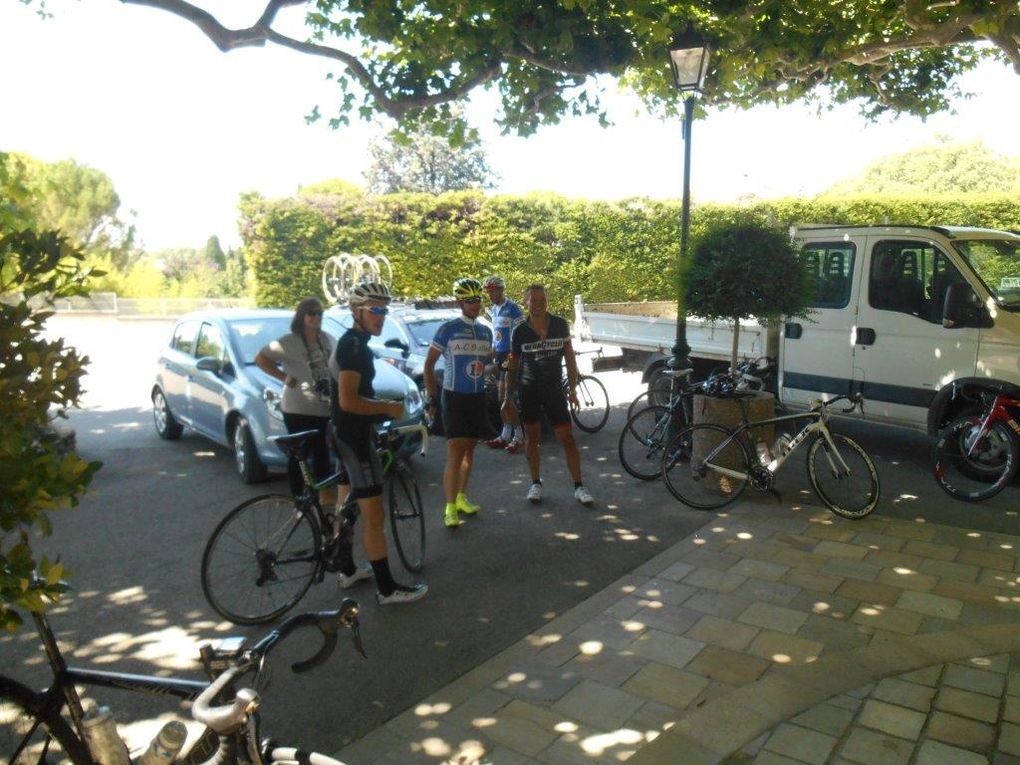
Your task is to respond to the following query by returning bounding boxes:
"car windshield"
[405,318,448,346]
[952,239,1020,309]
[229,316,291,364]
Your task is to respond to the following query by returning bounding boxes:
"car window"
[228,317,291,364]
[378,319,406,346]
[171,320,201,355]
[869,240,964,323]
[196,322,226,360]
[405,318,448,347]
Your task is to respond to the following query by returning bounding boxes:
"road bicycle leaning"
[201,423,428,625]
[932,387,1020,502]
[660,392,880,519]
[619,358,777,481]
[1,577,364,765]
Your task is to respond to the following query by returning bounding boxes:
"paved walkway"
[336,501,1020,765]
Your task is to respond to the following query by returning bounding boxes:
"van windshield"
[953,239,1020,310]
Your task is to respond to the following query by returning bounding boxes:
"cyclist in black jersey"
[330,280,428,605]
[503,284,594,506]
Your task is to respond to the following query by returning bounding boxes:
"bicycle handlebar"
[809,393,865,415]
[378,422,429,457]
[193,601,364,733]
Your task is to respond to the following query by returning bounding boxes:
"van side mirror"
[942,283,982,329]
[384,338,411,359]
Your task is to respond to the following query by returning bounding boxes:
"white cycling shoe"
[526,482,542,504]
[574,485,594,506]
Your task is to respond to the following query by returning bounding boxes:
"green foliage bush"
[240,191,1020,317]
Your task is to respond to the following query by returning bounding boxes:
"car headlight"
[405,386,423,415]
[263,388,285,421]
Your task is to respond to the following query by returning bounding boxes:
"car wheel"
[233,418,268,484]
[152,388,183,440]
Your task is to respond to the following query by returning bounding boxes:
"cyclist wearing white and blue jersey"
[483,275,525,452]
[424,278,494,529]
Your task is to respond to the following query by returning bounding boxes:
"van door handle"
[784,323,803,339]
[855,327,876,346]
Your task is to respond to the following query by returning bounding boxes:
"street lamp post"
[667,29,711,384]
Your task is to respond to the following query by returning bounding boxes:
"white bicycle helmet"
[349,280,393,307]
[482,275,505,289]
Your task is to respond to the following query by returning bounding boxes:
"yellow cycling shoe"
[455,494,480,515]
[444,505,462,528]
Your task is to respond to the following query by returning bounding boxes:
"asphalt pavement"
[2,315,1016,758]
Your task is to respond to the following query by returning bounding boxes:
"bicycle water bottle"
[137,720,188,765]
[773,434,792,458]
[82,706,131,765]
[755,440,773,466]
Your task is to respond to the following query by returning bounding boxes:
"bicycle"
[619,359,776,480]
[481,350,610,435]
[660,392,880,519]
[201,423,428,625]
[932,387,1020,502]
[566,348,610,434]
[1,582,364,765]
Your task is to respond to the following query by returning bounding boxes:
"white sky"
[2,0,1019,252]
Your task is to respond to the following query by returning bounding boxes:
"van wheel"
[233,418,267,484]
[152,388,183,440]
[647,367,673,407]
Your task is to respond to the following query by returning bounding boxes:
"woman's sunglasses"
[306,309,323,317]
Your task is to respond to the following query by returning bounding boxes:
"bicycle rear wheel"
[619,405,671,480]
[661,424,750,510]
[932,416,1019,502]
[807,434,880,519]
[569,375,610,433]
[201,494,321,624]
[626,390,651,421]
[388,461,426,572]
[1,676,91,765]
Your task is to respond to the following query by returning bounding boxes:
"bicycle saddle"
[270,429,319,458]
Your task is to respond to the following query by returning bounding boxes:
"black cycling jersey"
[511,314,571,386]
[331,327,377,444]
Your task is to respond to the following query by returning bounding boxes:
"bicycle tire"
[388,461,426,573]
[807,434,881,519]
[201,494,321,625]
[661,424,750,510]
[626,390,651,421]
[0,676,92,765]
[932,416,1019,502]
[569,375,610,433]
[619,405,672,481]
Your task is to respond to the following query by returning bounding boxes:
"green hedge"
[239,191,1020,316]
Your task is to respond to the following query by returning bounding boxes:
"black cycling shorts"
[518,381,571,428]
[329,426,382,499]
[442,390,493,440]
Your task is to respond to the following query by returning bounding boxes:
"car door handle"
[855,327,876,346]
[784,322,803,339]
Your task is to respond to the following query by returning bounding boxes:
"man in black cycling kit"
[503,284,594,506]
[331,280,427,605]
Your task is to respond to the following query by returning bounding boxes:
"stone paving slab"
[337,503,1020,765]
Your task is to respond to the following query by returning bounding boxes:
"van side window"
[171,320,200,355]
[869,241,966,323]
[800,244,855,309]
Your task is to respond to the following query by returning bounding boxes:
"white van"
[576,225,1020,435]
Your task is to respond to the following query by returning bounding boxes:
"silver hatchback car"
[151,309,424,483]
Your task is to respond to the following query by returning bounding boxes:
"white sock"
[500,425,513,440]
[512,427,523,442]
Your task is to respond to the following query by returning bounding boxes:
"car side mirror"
[942,283,982,329]
[196,356,223,374]
[384,338,411,359]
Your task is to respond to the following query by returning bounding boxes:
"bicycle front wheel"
[388,461,426,572]
[807,434,880,519]
[661,424,750,510]
[201,494,321,624]
[570,375,610,433]
[932,416,1019,502]
[627,390,651,421]
[1,676,91,765]
[619,405,671,480]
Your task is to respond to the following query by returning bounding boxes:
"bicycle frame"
[698,409,851,481]
[969,393,1020,445]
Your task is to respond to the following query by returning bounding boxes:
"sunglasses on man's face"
[462,297,482,305]
[366,306,389,316]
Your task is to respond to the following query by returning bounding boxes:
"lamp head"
[667,27,711,93]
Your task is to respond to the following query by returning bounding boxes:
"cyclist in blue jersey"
[423,278,495,529]
[482,275,525,452]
